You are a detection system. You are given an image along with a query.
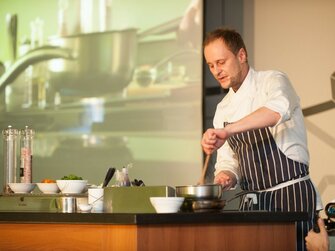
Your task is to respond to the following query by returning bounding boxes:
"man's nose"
[213,65,221,75]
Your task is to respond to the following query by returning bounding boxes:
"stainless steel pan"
[175,184,224,212]
[176,184,250,212]
[175,184,223,200]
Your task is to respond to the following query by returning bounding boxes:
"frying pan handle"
[137,16,182,40]
[227,190,258,203]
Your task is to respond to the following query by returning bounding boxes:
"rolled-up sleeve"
[214,142,240,183]
[263,72,300,125]
[213,97,240,182]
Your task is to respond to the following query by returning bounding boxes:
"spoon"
[198,154,211,185]
[102,167,116,188]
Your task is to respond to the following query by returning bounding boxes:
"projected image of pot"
[48,29,137,96]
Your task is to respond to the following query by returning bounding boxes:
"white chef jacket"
[213,67,309,181]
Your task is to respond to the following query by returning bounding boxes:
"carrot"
[41,179,56,183]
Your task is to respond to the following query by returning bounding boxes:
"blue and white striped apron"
[226,126,317,251]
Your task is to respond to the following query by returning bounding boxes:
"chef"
[201,27,321,251]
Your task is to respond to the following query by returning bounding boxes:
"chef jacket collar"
[228,67,256,101]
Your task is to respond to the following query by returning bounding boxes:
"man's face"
[204,39,246,91]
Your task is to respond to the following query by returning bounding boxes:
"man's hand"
[214,170,237,190]
[305,218,329,251]
[201,128,230,155]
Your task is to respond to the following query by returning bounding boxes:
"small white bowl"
[56,180,88,194]
[36,183,60,194]
[78,203,93,212]
[150,197,184,213]
[8,183,36,194]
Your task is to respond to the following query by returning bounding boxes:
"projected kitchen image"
[0,0,203,187]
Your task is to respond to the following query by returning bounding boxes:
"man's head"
[204,28,248,58]
[204,28,249,91]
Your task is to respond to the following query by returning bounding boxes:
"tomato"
[41,179,56,183]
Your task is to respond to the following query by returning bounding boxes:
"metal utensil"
[0,46,75,93]
[102,167,115,188]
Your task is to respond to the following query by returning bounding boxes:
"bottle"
[20,126,34,183]
[2,125,19,193]
[122,166,131,187]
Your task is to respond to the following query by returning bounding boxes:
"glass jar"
[20,126,34,183]
[2,125,19,193]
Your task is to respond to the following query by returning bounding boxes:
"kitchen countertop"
[0,210,310,251]
[0,210,308,225]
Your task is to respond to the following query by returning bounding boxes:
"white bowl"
[78,203,93,212]
[150,197,184,213]
[36,183,60,194]
[8,183,36,194]
[56,180,88,194]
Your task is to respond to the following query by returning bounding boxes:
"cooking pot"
[48,29,137,96]
[175,184,223,200]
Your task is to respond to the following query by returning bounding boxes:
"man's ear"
[238,48,247,63]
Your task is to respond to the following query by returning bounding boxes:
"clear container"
[20,126,34,183]
[2,125,19,193]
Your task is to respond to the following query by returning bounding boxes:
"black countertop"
[0,210,308,225]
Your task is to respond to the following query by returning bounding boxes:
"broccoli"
[61,174,83,180]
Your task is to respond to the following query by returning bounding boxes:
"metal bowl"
[175,184,223,200]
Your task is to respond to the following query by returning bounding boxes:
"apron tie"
[233,175,319,208]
